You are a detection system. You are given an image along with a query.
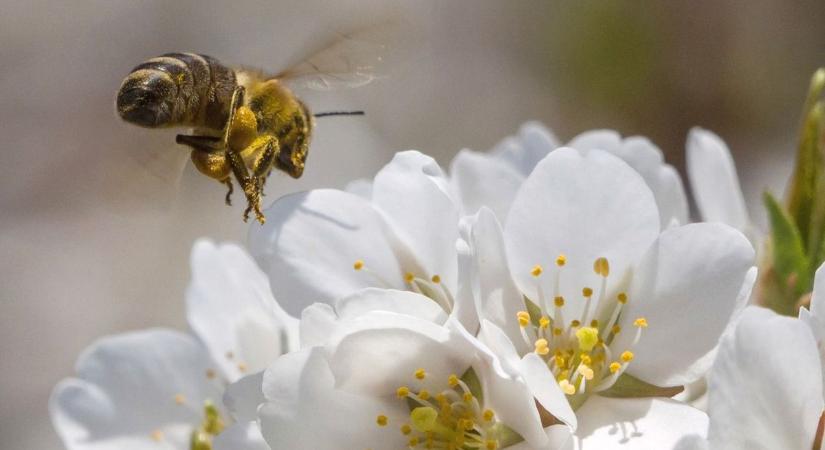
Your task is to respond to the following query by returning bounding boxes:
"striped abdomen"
[116,53,236,130]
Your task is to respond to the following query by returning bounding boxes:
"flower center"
[518,255,647,406]
[151,394,225,449]
[353,260,455,312]
[376,369,515,449]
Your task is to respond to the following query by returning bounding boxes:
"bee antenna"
[313,110,366,118]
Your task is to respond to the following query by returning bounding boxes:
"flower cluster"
[58,117,825,450]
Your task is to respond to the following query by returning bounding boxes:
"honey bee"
[116,30,390,223]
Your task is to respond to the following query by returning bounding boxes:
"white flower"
[257,287,571,449]
[248,151,478,327]
[461,147,756,448]
[51,241,293,450]
[686,127,755,238]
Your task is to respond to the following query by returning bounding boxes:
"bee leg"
[221,85,246,148]
[222,177,234,205]
[224,149,263,224]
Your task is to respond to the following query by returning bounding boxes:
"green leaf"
[598,373,683,399]
[460,367,483,405]
[764,191,812,305]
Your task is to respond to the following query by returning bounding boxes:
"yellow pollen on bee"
[376,415,388,426]
[401,424,412,435]
[634,317,649,328]
[517,311,531,327]
[582,287,593,297]
[531,264,544,277]
[404,272,415,283]
[174,393,186,405]
[609,362,622,373]
[534,338,550,355]
[539,316,551,329]
[556,254,567,266]
[554,296,565,307]
[353,259,365,271]
[151,430,163,441]
[576,327,599,352]
[621,351,635,362]
[593,257,610,277]
[414,368,427,380]
[431,274,441,284]
[448,374,459,387]
[559,379,576,395]
[397,386,410,398]
[617,292,628,303]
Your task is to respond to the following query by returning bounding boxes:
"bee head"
[116,70,176,128]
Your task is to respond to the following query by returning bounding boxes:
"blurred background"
[2,0,824,448]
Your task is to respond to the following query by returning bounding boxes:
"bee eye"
[116,75,174,128]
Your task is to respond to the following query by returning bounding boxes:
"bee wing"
[275,22,409,91]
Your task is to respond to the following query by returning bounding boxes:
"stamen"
[376,415,388,426]
[151,430,163,441]
[531,264,544,277]
[556,254,567,266]
[593,257,610,277]
[174,393,186,405]
[353,259,364,270]
[517,311,531,327]
[576,327,599,352]
[431,274,441,284]
[559,379,576,395]
[414,368,427,380]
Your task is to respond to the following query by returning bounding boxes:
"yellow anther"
[237,362,248,372]
[151,430,163,441]
[353,259,364,271]
[409,437,420,446]
[376,415,388,426]
[483,409,495,422]
[554,355,566,367]
[448,374,459,387]
[415,368,427,380]
[621,351,635,362]
[554,296,565,307]
[534,338,550,355]
[576,327,599,352]
[634,317,648,328]
[463,392,474,402]
[556,254,567,266]
[225,351,234,360]
[205,369,216,380]
[397,386,410,398]
[590,319,599,328]
[486,440,499,450]
[593,257,610,277]
[517,311,531,327]
[617,292,628,303]
[401,424,412,435]
[553,327,563,336]
[431,274,441,284]
[539,316,550,329]
[577,365,594,380]
[404,272,415,283]
[580,354,592,365]
[609,362,622,373]
[531,264,544,277]
[174,393,186,405]
[418,390,430,400]
[582,287,593,297]
[611,325,621,335]
[559,379,576,395]
[570,319,581,328]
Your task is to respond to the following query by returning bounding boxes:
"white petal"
[567,129,622,156]
[327,312,473,395]
[517,353,577,430]
[260,347,405,449]
[617,223,755,386]
[344,178,373,199]
[223,371,264,423]
[808,262,825,324]
[450,148,524,219]
[508,425,576,450]
[335,287,447,324]
[686,128,749,230]
[213,422,270,450]
[673,435,710,450]
[249,189,407,314]
[468,208,529,354]
[298,303,338,348]
[187,240,297,380]
[707,307,823,450]
[575,397,709,450]
[49,329,220,450]
[372,151,460,291]
[492,121,560,177]
[505,148,660,319]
